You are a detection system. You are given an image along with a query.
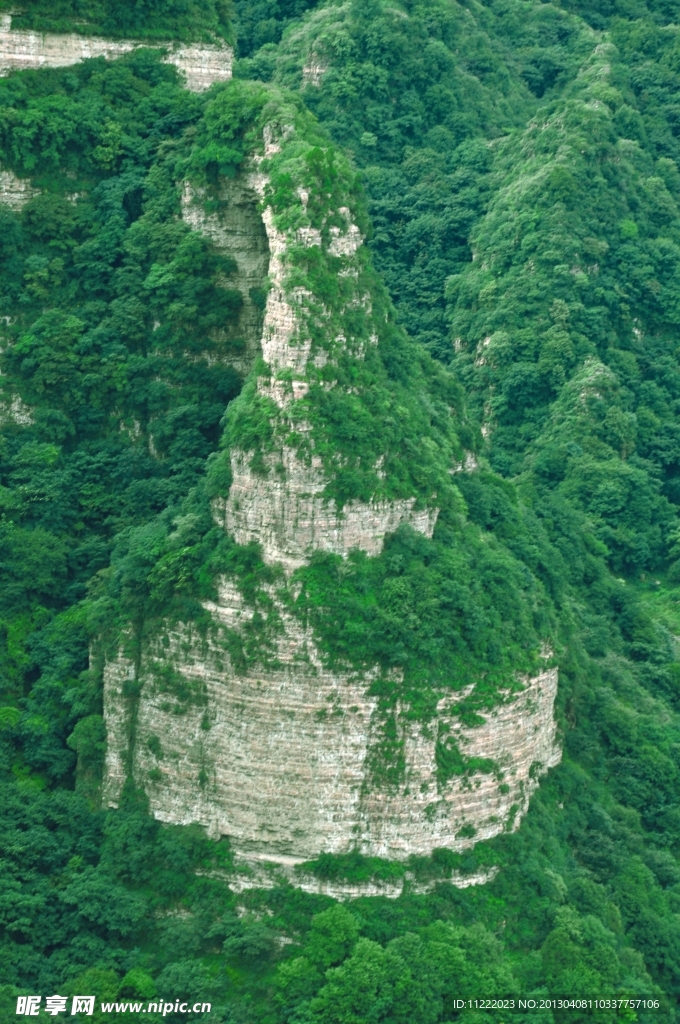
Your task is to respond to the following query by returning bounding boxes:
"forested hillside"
[1,0,680,1021]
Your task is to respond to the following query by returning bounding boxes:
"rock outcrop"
[102,117,561,879]
[216,855,498,899]
[219,446,438,573]
[0,16,232,90]
[181,178,270,374]
[0,169,39,210]
[103,577,560,860]
[213,148,440,572]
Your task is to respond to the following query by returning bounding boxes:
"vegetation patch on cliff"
[290,517,550,719]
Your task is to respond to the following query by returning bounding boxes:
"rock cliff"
[181,178,270,374]
[102,105,562,878]
[0,15,232,90]
[103,584,559,861]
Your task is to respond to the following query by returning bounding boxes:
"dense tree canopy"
[1,0,680,1021]
[0,0,234,42]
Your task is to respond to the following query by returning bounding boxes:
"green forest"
[0,0,234,42]
[2,0,680,1021]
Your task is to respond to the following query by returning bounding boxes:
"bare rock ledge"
[0,17,232,91]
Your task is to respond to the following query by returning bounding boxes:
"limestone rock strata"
[0,169,39,210]
[102,581,560,861]
[217,447,438,573]
[0,20,232,90]
[226,858,498,899]
[101,126,561,876]
[359,667,561,857]
[103,582,380,855]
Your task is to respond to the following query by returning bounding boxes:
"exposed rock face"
[302,53,327,87]
[359,667,560,857]
[159,43,233,92]
[226,857,498,899]
[103,582,381,857]
[217,447,438,573]
[181,179,270,373]
[0,392,34,427]
[0,169,38,210]
[0,18,232,90]
[102,580,560,861]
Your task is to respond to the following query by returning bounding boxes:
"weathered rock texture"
[181,178,270,373]
[220,448,438,573]
[0,169,38,210]
[359,668,560,857]
[0,17,232,90]
[214,151,439,572]
[102,580,560,861]
[102,123,561,875]
[225,857,498,899]
[302,53,327,87]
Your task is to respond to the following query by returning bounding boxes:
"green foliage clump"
[0,780,235,1021]
[233,0,321,58]
[291,519,548,719]
[300,852,406,884]
[188,80,272,182]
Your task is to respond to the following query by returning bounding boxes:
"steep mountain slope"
[0,0,680,1021]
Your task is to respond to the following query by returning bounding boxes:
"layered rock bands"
[0,15,232,90]
[103,582,560,861]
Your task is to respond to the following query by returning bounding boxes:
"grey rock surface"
[0,18,232,90]
[103,581,560,860]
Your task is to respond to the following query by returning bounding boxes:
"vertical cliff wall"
[101,94,561,874]
[103,583,559,860]
[0,15,232,90]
